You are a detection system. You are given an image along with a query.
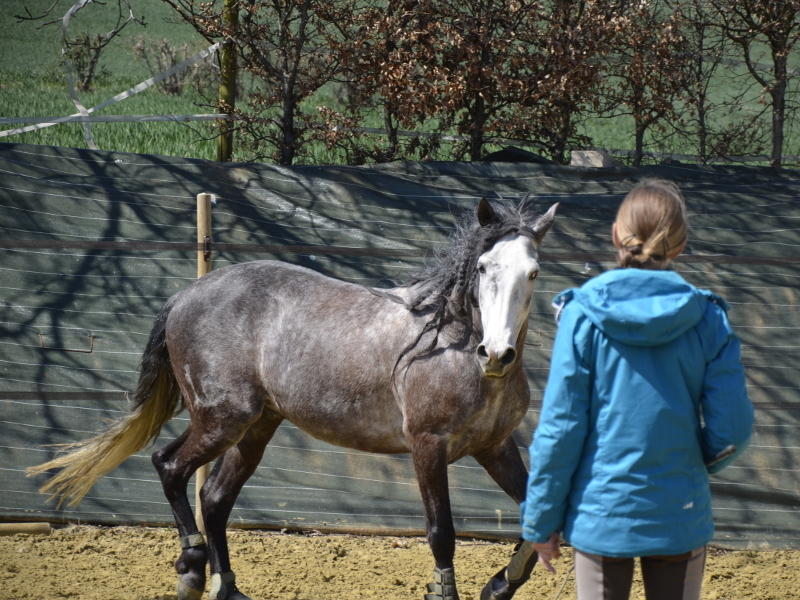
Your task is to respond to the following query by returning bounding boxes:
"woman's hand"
[533,532,561,574]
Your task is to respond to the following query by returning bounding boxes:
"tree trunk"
[634,114,646,166]
[770,52,787,168]
[469,94,486,161]
[382,2,399,162]
[384,106,399,161]
[281,86,296,165]
[695,53,708,163]
[697,98,708,164]
[216,0,239,163]
[551,107,571,165]
[81,43,103,92]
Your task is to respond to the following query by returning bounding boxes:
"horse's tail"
[28,297,183,508]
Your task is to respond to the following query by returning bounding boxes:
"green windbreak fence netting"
[1,143,798,549]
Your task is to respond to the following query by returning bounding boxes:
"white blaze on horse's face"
[476,233,540,378]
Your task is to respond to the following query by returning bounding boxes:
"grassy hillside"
[0,0,215,159]
[1,0,204,76]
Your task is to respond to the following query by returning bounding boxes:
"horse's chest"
[448,374,529,457]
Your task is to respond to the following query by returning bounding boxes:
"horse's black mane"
[405,199,545,318]
[391,199,546,376]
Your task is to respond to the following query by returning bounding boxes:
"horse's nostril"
[476,345,489,361]
[499,348,517,366]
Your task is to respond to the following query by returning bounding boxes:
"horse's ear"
[532,203,559,242]
[477,198,496,227]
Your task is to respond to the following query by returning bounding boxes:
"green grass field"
[1,0,797,165]
[0,0,217,159]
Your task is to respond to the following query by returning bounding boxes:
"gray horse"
[30,198,558,600]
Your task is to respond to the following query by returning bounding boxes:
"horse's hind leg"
[152,399,273,600]
[153,422,233,600]
[201,409,284,600]
[151,428,213,600]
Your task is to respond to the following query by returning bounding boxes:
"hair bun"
[615,179,687,270]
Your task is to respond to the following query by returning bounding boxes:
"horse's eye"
[529,271,538,280]
[477,264,486,275]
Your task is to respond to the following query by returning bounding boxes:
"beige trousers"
[574,546,706,600]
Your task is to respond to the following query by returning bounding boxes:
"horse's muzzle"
[476,344,517,378]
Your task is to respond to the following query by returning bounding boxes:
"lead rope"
[551,565,575,600]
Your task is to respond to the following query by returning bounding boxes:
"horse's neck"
[388,283,482,349]
[389,280,436,308]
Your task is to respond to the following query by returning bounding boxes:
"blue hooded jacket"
[521,268,754,557]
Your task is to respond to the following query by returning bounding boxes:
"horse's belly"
[270,392,411,454]
[257,291,415,454]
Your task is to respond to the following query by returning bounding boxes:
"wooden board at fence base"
[1,142,799,549]
[0,522,51,536]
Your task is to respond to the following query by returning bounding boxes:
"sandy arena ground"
[1,525,798,600]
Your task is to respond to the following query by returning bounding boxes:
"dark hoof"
[480,567,519,600]
[423,566,459,600]
[480,540,538,600]
[175,546,207,599]
[210,571,252,600]
[176,575,204,600]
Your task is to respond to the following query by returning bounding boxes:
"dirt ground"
[1,525,798,600]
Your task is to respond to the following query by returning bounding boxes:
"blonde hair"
[615,179,688,269]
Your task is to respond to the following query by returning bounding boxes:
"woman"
[522,179,754,600]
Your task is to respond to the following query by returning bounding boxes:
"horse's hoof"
[210,571,252,600]
[423,567,458,600]
[480,540,538,600]
[175,544,207,600]
[176,575,204,600]
[480,568,515,600]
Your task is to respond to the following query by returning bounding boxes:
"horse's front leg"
[474,435,528,503]
[410,432,459,600]
[474,437,539,600]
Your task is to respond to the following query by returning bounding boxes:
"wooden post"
[195,193,212,535]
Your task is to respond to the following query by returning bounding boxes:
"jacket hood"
[554,269,728,347]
